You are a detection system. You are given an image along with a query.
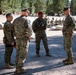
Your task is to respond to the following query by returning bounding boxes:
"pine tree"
[21,0,29,9]
[27,0,35,14]
[53,0,62,14]
[46,0,53,14]
[0,0,2,14]
[52,0,69,14]
[0,0,70,14]
[1,0,22,13]
[34,0,46,13]
[70,0,76,15]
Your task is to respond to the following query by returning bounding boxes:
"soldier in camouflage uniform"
[32,12,51,57]
[3,13,15,69]
[12,9,32,74]
[62,7,75,65]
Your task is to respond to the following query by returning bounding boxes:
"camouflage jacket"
[32,18,47,33]
[3,21,14,45]
[62,15,75,35]
[12,16,32,39]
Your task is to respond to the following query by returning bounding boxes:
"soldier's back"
[13,16,28,39]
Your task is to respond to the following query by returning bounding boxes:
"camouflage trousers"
[35,32,49,54]
[4,45,13,64]
[64,35,73,58]
[16,38,29,70]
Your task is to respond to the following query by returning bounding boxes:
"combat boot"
[46,52,51,57]
[14,68,27,74]
[36,53,40,57]
[63,57,74,65]
[36,52,40,57]
[63,58,69,63]
[5,63,14,69]
[46,50,51,57]
[9,62,15,66]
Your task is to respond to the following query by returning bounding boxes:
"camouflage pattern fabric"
[12,16,32,70]
[3,21,14,64]
[16,38,28,69]
[4,46,13,63]
[32,18,49,54]
[62,15,75,57]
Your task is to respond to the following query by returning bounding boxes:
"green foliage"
[46,0,53,13]
[21,0,29,9]
[0,0,2,14]
[34,0,46,13]
[1,0,21,13]
[53,0,69,14]
[70,0,76,14]
[0,0,70,14]
[27,0,36,14]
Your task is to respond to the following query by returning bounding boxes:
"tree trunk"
[0,0,2,14]
[29,1,32,14]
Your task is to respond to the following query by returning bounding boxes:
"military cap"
[63,7,69,11]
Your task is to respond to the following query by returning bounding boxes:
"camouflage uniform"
[12,16,32,70]
[3,21,14,64]
[62,15,75,59]
[32,18,49,55]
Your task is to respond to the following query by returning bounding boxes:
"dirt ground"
[0,15,76,75]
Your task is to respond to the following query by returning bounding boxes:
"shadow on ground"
[0,33,76,75]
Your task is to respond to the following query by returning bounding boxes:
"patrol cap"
[63,7,69,11]
[38,12,43,16]
[6,13,12,18]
